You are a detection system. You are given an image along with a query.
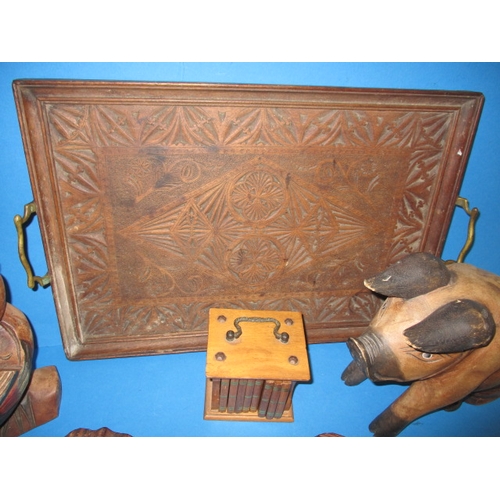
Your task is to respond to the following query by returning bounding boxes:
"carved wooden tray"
[13,80,484,360]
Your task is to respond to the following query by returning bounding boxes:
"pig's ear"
[364,252,451,299]
[404,299,496,353]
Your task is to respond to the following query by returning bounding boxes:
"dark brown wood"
[13,80,484,360]
[0,277,34,427]
[66,427,132,437]
[0,275,62,436]
[0,366,62,437]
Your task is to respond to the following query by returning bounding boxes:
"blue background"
[1,62,499,438]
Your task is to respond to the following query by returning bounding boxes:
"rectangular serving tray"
[13,80,484,360]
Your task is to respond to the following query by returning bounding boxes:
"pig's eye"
[421,352,433,360]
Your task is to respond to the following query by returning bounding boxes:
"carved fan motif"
[45,103,454,343]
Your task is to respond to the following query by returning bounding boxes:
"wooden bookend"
[204,308,311,422]
[0,365,62,437]
[0,279,34,428]
[0,275,62,437]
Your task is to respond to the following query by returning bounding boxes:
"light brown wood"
[342,253,500,436]
[206,308,310,381]
[204,308,309,422]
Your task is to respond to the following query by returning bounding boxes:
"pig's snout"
[346,329,403,383]
[346,329,383,380]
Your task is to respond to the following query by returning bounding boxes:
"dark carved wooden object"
[13,81,484,360]
[66,427,132,437]
[0,275,62,436]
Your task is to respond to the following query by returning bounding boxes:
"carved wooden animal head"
[341,252,500,436]
[342,253,497,385]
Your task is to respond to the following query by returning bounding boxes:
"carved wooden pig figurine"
[341,252,500,436]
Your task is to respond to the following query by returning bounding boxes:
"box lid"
[206,308,310,381]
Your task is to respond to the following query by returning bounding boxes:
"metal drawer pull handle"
[13,201,51,289]
[226,316,289,344]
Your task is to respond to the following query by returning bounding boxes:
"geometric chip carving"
[13,81,483,359]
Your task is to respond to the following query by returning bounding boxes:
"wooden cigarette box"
[204,308,310,422]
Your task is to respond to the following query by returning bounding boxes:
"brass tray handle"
[13,201,51,289]
[453,196,479,264]
[10,196,477,288]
